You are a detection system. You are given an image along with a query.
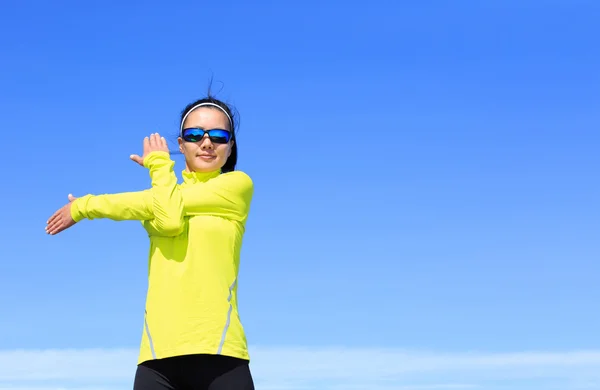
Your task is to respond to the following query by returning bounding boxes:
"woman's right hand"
[130,133,169,166]
[46,194,78,235]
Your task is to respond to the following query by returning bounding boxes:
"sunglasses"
[181,128,232,144]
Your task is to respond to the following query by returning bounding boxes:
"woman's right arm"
[68,135,182,236]
[70,190,184,237]
[70,191,154,222]
[46,190,156,236]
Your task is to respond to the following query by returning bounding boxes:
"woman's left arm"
[143,151,254,224]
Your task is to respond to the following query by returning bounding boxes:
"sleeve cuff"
[143,151,171,169]
[70,195,92,222]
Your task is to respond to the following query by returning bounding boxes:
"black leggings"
[133,354,255,390]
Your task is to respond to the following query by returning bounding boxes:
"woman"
[46,97,256,390]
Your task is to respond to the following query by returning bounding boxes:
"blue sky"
[0,0,599,389]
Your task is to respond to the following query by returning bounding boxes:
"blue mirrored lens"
[207,129,231,143]
[182,129,205,142]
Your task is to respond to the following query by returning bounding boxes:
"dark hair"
[179,96,238,173]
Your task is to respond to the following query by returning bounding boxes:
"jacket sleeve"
[142,151,185,235]
[143,151,254,224]
[70,191,154,222]
[178,172,254,222]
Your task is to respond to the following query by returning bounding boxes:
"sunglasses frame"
[181,128,233,144]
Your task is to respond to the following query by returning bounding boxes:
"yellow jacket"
[70,151,254,364]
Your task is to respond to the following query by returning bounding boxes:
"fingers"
[150,133,167,150]
[45,206,66,235]
[46,209,60,226]
[46,198,69,225]
[47,220,66,235]
[46,204,76,235]
[148,133,169,153]
[139,133,169,161]
[130,154,144,166]
[46,217,60,235]
[46,198,76,235]
[150,133,159,147]
[143,136,150,155]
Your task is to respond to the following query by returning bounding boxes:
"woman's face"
[178,107,233,173]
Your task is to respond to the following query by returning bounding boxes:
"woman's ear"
[177,137,184,153]
[227,139,235,157]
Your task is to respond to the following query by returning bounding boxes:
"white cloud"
[0,346,599,390]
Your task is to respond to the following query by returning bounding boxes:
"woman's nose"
[200,135,213,149]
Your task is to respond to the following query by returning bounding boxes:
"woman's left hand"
[130,133,170,167]
[46,194,78,235]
